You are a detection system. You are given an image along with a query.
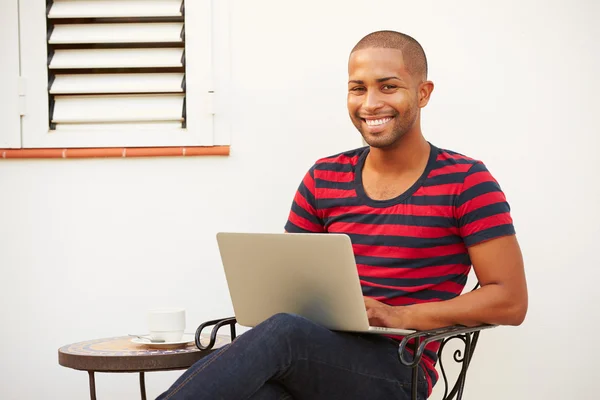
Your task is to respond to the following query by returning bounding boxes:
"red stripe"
[313,169,354,182]
[388,337,438,394]
[428,162,473,178]
[426,341,441,354]
[399,339,439,356]
[371,294,462,306]
[361,279,464,294]
[326,204,454,218]
[462,170,496,190]
[404,344,437,392]
[402,343,439,366]
[421,352,437,395]
[457,191,506,217]
[357,263,469,280]
[302,172,316,197]
[294,191,317,216]
[328,222,459,238]
[413,183,463,196]
[324,204,373,216]
[461,212,513,236]
[287,210,324,232]
[316,154,359,164]
[315,188,357,199]
[353,243,466,259]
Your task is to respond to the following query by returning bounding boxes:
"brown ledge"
[0,146,230,159]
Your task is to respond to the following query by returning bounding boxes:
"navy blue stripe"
[433,157,476,168]
[423,349,438,361]
[456,181,502,206]
[362,286,460,301]
[360,273,467,288]
[452,272,468,287]
[316,148,365,163]
[355,253,471,269]
[284,220,316,234]
[423,172,467,186]
[466,161,488,174]
[318,194,458,209]
[442,149,470,158]
[346,232,463,249]
[463,224,515,247]
[460,202,511,227]
[327,213,457,228]
[297,181,317,207]
[318,197,361,208]
[315,179,355,190]
[290,201,321,226]
[314,162,354,173]
[409,195,457,206]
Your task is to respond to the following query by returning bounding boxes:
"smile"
[363,117,393,127]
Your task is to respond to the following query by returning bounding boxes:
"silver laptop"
[216,232,415,336]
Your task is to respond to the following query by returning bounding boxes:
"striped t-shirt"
[284,144,515,394]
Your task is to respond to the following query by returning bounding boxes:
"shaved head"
[351,30,428,81]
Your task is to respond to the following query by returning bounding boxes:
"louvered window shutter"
[47,0,187,131]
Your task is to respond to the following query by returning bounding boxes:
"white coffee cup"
[147,307,186,342]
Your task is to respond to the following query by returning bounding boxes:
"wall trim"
[0,146,230,159]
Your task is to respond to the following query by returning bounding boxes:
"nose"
[362,90,384,113]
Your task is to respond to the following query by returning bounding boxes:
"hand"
[364,296,414,329]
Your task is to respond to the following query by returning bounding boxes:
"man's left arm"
[365,162,528,330]
[366,234,528,330]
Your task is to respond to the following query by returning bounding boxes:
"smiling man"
[158,30,528,400]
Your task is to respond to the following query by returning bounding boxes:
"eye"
[350,86,366,92]
[382,84,398,90]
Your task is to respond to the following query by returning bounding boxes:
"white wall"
[1,0,599,399]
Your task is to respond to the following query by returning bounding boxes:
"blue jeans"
[157,313,428,400]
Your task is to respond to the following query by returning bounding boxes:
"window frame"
[0,0,21,149]
[13,0,223,150]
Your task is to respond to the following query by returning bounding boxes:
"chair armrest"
[194,317,237,351]
[193,317,496,364]
[398,324,496,367]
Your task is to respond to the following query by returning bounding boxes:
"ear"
[418,80,434,108]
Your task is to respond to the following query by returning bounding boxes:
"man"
[158,30,528,400]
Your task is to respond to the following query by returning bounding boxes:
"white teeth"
[365,117,392,126]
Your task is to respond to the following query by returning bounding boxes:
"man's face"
[347,48,422,149]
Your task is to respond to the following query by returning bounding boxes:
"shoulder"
[431,147,508,209]
[432,146,495,178]
[435,146,481,169]
[311,146,368,171]
[427,146,504,198]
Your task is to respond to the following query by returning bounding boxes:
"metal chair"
[397,322,495,400]
[194,284,494,400]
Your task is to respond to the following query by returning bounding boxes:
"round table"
[58,334,230,400]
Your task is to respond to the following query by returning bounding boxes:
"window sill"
[0,146,230,159]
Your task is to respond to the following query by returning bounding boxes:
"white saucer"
[131,333,195,347]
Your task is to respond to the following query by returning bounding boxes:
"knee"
[254,314,320,358]
[262,313,313,338]
[267,312,308,327]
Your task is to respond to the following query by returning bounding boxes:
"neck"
[365,130,430,175]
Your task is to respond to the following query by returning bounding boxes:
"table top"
[58,334,231,373]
